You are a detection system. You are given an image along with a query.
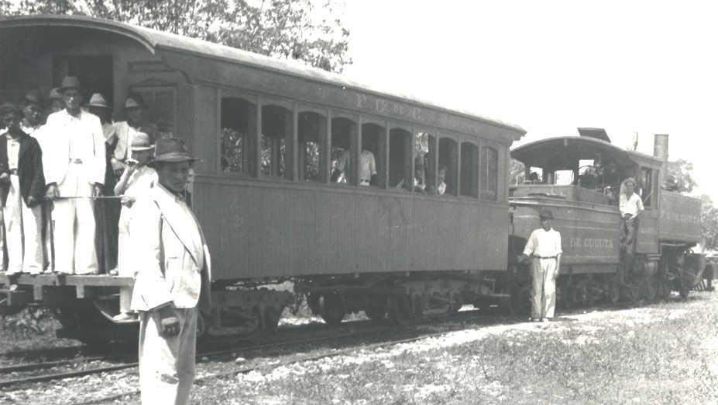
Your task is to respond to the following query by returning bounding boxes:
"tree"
[701,195,718,251]
[663,159,697,193]
[0,0,351,73]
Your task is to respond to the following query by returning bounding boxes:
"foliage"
[0,0,351,72]
[702,195,718,250]
[664,159,697,193]
[1,306,54,337]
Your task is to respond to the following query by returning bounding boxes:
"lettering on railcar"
[659,210,700,225]
[567,237,615,250]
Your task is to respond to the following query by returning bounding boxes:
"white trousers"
[117,206,134,313]
[139,308,197,405]
[53,164,98,274]
[3,175,43,274]
[531,257,558,319]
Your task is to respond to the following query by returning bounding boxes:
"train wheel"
[387,294,413,325]
[509,282,531,316]
[364,295,387,321]
[607,277,620,305]
[642,275,659,303]
[319,293,345,326]
[262,306,282,332]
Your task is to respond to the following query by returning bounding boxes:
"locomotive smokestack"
[654,134,669,161]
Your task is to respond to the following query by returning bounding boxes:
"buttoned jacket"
[0,131,45,207]
[42,109,106,188]
[130,184,212,312]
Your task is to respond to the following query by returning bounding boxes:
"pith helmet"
[60,76,81,91]
[150,137,197,165]
[87,93,110,109]
[539,208,554,220]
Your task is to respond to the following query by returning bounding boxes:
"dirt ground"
[189,292,718,404]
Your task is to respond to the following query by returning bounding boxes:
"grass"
[190,293,718,404]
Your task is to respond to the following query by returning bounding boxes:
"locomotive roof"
[0,14,525,137]
[511,136,663,169]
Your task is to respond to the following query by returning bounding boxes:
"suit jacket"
[43,110,106,191]
[112,121,158,166]
[130,184,212,312]
[0,131,46,207]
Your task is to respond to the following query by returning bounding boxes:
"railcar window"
[331,117,357,185]
[460,142,478,197]
[413,132,430,193]
[261,104,292,178]
[389,128,412,190]
[221,97,257,175]
[439,138,458,196]
[298,112,326,182]
[361,123,384,187]
[425,134,438,192]
[480,146,498,200]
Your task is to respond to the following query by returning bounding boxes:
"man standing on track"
[130,137,210,405]
[43,76,106,274]
[521,208,562,322]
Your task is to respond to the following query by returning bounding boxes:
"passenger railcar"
[0,15,525,341]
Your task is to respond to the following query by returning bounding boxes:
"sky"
[339,0,718,200]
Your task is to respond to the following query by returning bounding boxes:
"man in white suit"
[44,76,106,274]
[130,137,210,405]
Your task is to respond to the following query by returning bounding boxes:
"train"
[0,15,705,344]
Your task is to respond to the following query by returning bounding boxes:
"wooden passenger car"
[0,15,525,338]
[509,135,704,305]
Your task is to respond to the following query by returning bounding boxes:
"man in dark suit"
[0,102,46,274]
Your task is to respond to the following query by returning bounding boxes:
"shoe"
[542,318,550,323]
[112,312,138,323]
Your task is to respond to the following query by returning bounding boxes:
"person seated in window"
[332,146,377,186]
[525,172,540,184]
[578,166,599,189]
[394,165,426,192]
[436,166,447,195]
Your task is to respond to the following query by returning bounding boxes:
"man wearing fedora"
[43,76,106,274]
[0,102,46,274]
[130,137,210,405]
[520,208,562,322]
[112,94,158,176]
[113,131,156,321]
[87,93,120,272]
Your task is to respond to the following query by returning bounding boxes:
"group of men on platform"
[0,76,158,278]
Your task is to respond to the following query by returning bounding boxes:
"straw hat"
[87,93,110,109]
[130,132,154,152]
[150,137,197,165]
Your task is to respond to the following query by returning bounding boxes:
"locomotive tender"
[0,15,704,343]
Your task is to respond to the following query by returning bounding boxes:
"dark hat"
[60,76,81,91]
[87,93,110,108]
[24,90,42,106]
[48,87,63,100]
[539,208,554,220]
[150,137,197,165]
[0,102,21,116]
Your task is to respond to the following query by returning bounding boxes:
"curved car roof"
[511,136,663,169]
[0,14,525,137]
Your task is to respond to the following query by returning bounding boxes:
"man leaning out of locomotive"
[619,177,643,251]
[519,209,562,322]
[129,137,210,405]
[0,102,46,274]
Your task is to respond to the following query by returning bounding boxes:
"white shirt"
[619,192,644,217]
[6,136,19,171]
[359,150,377,185]
[117,165,158,198]
[523,228,563,258]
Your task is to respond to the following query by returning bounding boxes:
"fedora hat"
[87,93,110,109]
[48,87,63,100]
[0,102,21,116]
[124,96,143,109]
[60,76,81,91]
[130,132,154,152]
[150,137,197,165]
[539,208,554,220]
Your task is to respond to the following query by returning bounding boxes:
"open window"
[361,123,384,187]
[221,97,257,175]
[640,167,654,208]
[261,104,292,179]
[389,128,412,190]
[331,117,357,185]
[480,146,498,200]
[413,132,430,193]
[460,142,478,197]
[298,111,327,182]
[439,138,458,196]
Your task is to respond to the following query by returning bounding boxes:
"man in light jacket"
[43,76,106,274]
[129,137,211,405]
